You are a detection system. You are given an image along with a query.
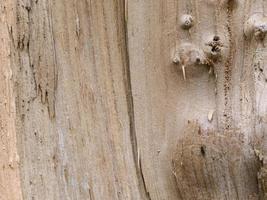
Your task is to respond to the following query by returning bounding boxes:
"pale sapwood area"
[0,0,267,200]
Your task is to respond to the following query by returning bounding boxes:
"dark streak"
[121,1,151,199]
[200,145,206,157]
[139,154,152,200]
[47,1,58,119]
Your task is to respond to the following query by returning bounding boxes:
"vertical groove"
[223,2,235,131]
[121,0,151,199]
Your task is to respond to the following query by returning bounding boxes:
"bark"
[0,0,266,199]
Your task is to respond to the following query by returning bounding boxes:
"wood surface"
[0,0,266,199]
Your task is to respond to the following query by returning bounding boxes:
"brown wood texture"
[0,0,266,199]
[9,0,141,199]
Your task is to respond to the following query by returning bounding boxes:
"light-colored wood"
[127,0,267,199]
[0,0,267,199]
[0,1,23,200]
[8,0,143,199]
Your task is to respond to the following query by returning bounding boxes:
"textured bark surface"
[0,0,266,199]
[11,1,143,199]
[172,121,259,199]
[0,1,23,200]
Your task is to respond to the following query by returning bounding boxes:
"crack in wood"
[122,1,151,199]
[139,152,152,200]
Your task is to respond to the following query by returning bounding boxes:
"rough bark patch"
[172,121,259,200]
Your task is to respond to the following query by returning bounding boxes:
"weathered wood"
[8,0,143,199]
[127,0,267,199]
[0,1,23,199]
[0,0,267,199]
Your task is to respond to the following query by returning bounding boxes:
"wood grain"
[0,0,266,199]
[10,0,143,199]
[0,1,23,199]
[127,0,266,199]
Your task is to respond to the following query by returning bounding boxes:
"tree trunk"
[0,0,266,199]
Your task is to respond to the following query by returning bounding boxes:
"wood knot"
[244,13,267,41]
[172,43,212,80]
[180,14,194,30]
